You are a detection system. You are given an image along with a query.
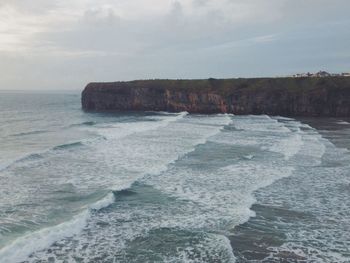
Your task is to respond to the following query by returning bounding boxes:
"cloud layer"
[0,0,349,89]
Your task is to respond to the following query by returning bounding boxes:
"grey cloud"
[192,0,210,7]
[82,7,121,27]
[0,0,349,90]
[0,0,58,14]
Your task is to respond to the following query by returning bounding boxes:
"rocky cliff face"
[82,77,350,117]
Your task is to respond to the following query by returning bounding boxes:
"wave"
[232,115,290,133]
[69,121,96,127]
[89,192,115,210]
[274,116,294,121]
[144,117,326,233]
[0,185,143,262]
[0,113,232,262]
[0,184,129,263]
[0,136,106,173]
[0,154,44,174]
[0,211,89,263]
[232,116,308,161]
[96,111,188,140]
[10,130,49,137]
[0,142,84,173]
[243,154,254,160]
[52,141,84,151]
[79,121,96,126]
[1,113,188,174]
[268,133,304,160]
[15,153,44,163]
[337,120,350,125]
[146,111,188,125]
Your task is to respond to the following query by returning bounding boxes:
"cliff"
[82,77,350,117]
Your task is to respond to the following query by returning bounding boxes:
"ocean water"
[0,91,349,263]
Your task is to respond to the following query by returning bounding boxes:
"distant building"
[291,71,349,78]
[315,71,331,77]
[293,73,309,78]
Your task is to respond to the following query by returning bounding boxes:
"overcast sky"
[0,0,349,90]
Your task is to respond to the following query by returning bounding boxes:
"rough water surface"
[0,91,349,263]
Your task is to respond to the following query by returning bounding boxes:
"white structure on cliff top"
[291,71,350,78]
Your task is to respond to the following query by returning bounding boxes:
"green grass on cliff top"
[88,77,350,96]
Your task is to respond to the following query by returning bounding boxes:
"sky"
[0,0,349,90]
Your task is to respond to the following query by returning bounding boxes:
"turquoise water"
[0,91,349,262]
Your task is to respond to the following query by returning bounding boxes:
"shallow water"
[0,91,349,262]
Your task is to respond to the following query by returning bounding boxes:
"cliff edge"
[82,77,350,117]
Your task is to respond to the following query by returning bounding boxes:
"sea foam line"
[268,133,304,160]
[1,112,188,175]
[0,192,116,263]
[0,178,140,262]
[0,211,89,263]
[139,114,233,184]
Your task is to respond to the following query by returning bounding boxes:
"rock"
[81,77,350,117]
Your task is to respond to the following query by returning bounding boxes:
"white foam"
[268,133,304,160]
[22,115,341,262]
[233,115,290,133]
[89,192,115,211]
[337,120,350,125]
[274,116,294,121]
[1,113,234,262]
[16,115,350,263]
[0,136,102,175]
[163,234,236,263]
[146,160,295,231]
[0,155,39,174]
[141,116,298,232]
[243,155,254,160]
[0,188,120,263]
[0,211,89,263]
[252,130,350,262]
[271,242,350,263]
[297,133,327,165]
[209,131,259,146]
[96,112,188,140]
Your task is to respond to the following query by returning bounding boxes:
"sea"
[0,91,349,263]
